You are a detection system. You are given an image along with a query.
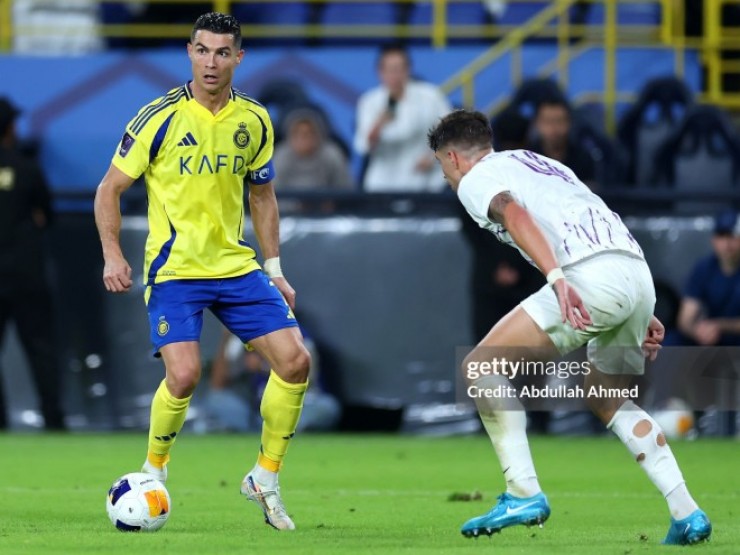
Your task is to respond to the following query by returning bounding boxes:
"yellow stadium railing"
[3,1,740,121]
[0,0,11,51]
[0,0,517,50]
[701,0,740,108]
[0,0,671,50]
[440,1,579,112]
[440,0,679,134]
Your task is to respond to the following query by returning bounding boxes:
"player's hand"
[642,315,665,361]
[553,279,592,330]
[272,276,296,310]
[103,255,133,293]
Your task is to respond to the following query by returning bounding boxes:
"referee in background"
[0,97,65,430]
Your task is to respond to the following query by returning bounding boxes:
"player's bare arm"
[676,298,720,344]
[676,297,701,338]
[713,317,740,334]
[488,191,592,330]
[248,181,296,309]
[94,164,136,293]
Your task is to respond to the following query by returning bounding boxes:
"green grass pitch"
[0,433,737,554]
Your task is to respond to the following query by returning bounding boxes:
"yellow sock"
[257,370,307,472]
[147,380,191,468]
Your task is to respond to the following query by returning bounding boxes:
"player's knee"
[276,346,311,384]
[166,361,201,397]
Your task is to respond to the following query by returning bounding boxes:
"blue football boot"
[662,509,712,545]
[461,492,550,538]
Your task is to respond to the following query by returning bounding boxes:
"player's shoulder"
[231,88,270,119]
[128,85,189,136]
[458,151,519,199]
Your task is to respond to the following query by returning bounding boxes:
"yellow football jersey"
[112,83,274,284]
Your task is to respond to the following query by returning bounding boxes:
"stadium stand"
[617,76,695,187]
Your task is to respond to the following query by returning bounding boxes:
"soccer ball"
[106,472,171,532]
[652,398,696,440]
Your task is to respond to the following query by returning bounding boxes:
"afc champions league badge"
[233,122,250,149]
[157,316,170,337]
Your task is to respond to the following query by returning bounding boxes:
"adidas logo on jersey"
[177,132,198,147]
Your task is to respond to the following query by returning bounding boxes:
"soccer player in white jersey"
[427,110,711,545]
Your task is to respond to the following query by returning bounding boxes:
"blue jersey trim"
[233,89,266,109]
[236,211,252,248]
[149,111,176,162]
[130,87,183,133]
[147,213,177,285]
[131,88,185,135]
[246,109,269,167]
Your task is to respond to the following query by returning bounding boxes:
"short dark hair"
[427,110,493,152]
[191,12,242,48]
[377,42,410,68]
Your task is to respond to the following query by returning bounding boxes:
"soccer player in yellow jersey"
[94,13,308,531]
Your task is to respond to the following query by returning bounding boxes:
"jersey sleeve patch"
[118,132,136,158]
[248,159,275,185]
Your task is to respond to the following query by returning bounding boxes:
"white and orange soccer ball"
[106,472,171,532]
[652,398,696,440]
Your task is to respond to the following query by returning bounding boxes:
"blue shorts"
[145,271,298,356]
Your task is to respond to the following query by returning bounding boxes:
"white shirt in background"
[354,81,451,192]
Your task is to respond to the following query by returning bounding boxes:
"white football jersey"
[457,150,643,267]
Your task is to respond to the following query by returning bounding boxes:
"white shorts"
[520,252,656,375]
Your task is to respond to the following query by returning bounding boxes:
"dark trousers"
[0,285,64,429]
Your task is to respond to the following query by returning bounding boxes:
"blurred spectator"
[509,77,567,120]
[257,79,312,142]
[13,0,103,55]
[656,209,740,436]
[491,108,529,151]
[527,98,597,189]
[674,210,740,347]
[206,327,340,433]
[0,97,65,430]
[205,330,263,432]
[354,44,451,192]
[273,108,354,191]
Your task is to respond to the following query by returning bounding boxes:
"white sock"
[665,484,700,520]
[480,409,541,498]
[608,401,699,519]
[250,464,278,490]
